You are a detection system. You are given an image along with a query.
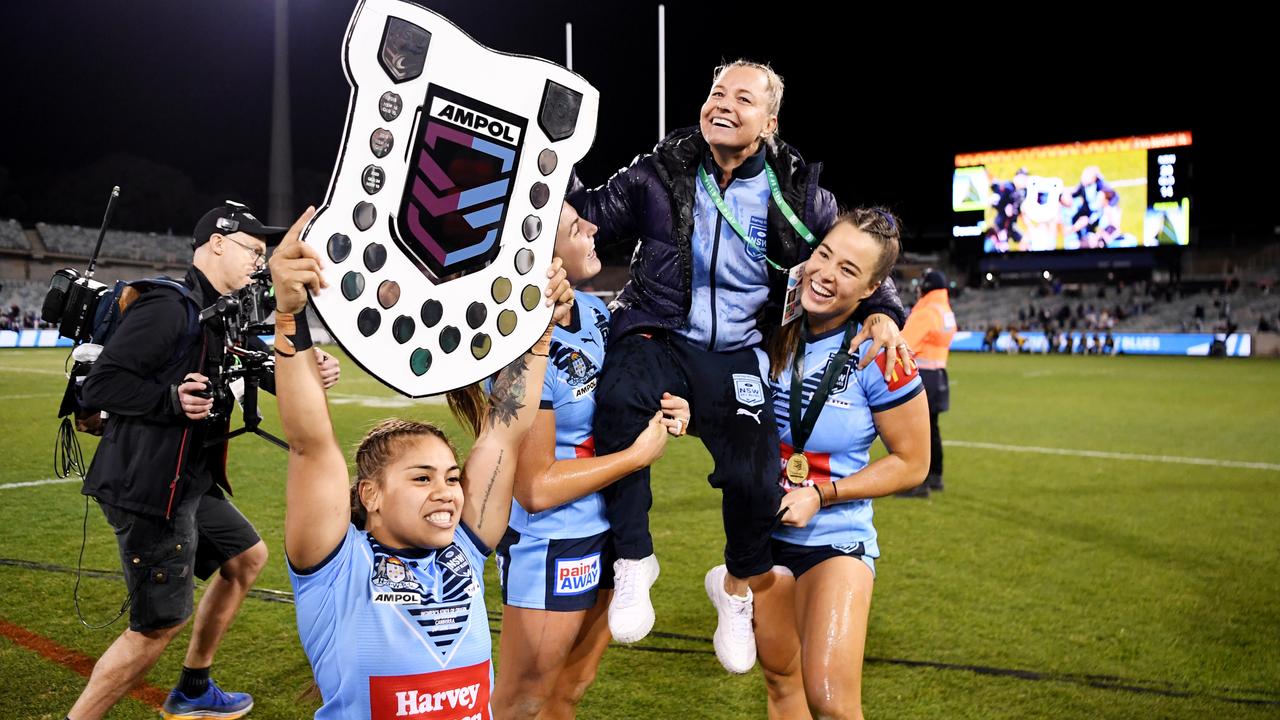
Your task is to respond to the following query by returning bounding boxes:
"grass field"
[2,349,1279,719]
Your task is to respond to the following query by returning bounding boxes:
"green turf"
[2,349,1278,718]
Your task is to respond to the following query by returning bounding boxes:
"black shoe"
[895,484,930,499]
[925,474,944,492]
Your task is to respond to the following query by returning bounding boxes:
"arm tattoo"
[476,449,503,528]
[487,354,529,429]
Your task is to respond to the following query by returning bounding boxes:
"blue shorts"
[771,537,876,579]
[496,528,614,611]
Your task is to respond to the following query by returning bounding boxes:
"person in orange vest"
[896,269,956,498]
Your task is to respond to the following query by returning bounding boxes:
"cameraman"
[67,204,339,720]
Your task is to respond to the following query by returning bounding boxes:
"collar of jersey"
[804,320,855,344]
[701,144,767,186]
[365,531,439,560]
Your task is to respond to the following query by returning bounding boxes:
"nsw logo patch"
[732,373,765,407]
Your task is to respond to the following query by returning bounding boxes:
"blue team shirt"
[289,523,494,720]
[770,324,924,550]
[507,292,611,539]
[681,152,773,352]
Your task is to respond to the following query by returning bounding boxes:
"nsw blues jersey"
[770,324,923,549]
[290,523,494,720]
[508,292,611,539]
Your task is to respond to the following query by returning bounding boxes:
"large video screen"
[952,132,1192,253]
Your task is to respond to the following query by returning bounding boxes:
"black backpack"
[58,277,201,435]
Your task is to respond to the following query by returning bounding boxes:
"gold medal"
[785,453,810,483]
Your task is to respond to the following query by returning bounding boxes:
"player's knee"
[807,687,861,720]
[761,664,801,704]
[557,666,600,706]
[498,674,555,719]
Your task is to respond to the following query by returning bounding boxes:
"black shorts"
[100,489,261,632]
[771,537,876,579]
[193,489,262,580]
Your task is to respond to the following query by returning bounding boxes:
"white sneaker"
[609,554,660,643]
[704,564,756,674]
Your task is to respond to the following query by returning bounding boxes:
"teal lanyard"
[696,162,817,271]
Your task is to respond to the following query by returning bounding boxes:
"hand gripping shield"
[302,0,598,396]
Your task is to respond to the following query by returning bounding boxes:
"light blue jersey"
[507,292,611,539]
[289,524,494,720]
[770,324,923,550]
[681,151,772,352]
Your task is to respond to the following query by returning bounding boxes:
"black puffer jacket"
[569,127,904,340]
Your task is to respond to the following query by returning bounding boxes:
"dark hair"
[764,206,903,379]
[349,418,455,529]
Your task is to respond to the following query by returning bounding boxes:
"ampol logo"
[396,86,527,281]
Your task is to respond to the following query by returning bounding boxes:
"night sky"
[2,2,1273,253]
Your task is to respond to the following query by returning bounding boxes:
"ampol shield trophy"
[303,0,598,396]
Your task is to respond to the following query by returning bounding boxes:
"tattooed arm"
[461,262,570,549]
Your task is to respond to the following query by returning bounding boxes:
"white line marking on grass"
[0,393,60,401]
[326,392,445,408]
[0,478,79,490]
[0,365,66,376]
[945,440,1280,472]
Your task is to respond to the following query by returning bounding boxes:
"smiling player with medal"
[731,207,932,719]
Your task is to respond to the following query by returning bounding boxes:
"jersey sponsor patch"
[733,373,765,407]
[368,660,490,720]
[373,591,426,605]
[873,351,918,392]
[571,377,597,399]
[552,552,601,596]
[370,538,482,667]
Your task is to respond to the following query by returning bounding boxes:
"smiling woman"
[753,207,929,720]
[266,210,575,720]
[567,58,910,676]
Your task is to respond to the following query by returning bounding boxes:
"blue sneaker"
[162,679,254,719]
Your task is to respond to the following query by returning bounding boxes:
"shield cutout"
[397,86,526,282]
[299,0,598,398]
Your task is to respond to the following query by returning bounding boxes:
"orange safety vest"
[902,289,956,370]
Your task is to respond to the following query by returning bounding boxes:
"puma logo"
[580,337,598,346]
[736,408,762,424]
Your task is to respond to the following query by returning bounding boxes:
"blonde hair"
[712,59,785,117]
